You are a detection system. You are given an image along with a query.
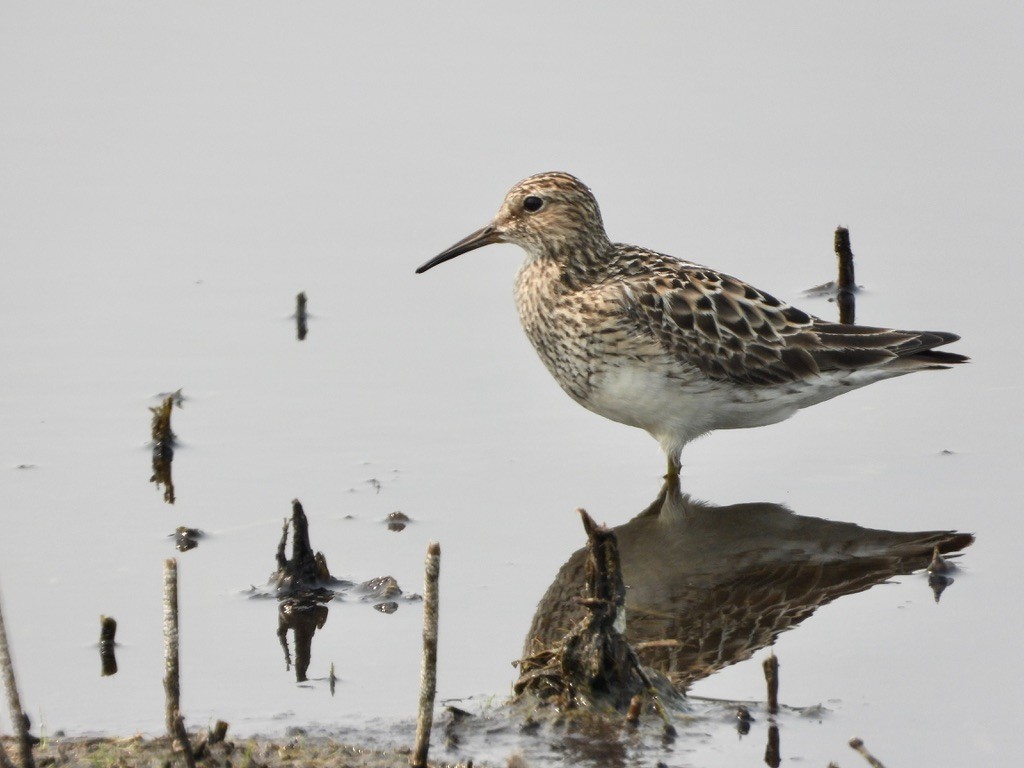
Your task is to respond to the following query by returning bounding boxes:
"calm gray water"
[2,3,1022,765]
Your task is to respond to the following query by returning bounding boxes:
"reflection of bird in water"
[417,172,966,475]
[523,477,973,689]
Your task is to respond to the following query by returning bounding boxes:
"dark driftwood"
[270,500,339,683]
[273,500,332,593]
[515,510,676,732]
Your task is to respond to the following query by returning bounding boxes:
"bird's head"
[416,172,610,274]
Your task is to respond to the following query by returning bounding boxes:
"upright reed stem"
[163,559,195,768]
[0,581,35,768]
[411,542,441,768]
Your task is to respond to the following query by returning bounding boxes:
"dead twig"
[849,737,887,768]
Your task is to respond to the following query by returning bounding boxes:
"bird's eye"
[523,196,544,213]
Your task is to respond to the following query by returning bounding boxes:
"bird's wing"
[609,250,957,385]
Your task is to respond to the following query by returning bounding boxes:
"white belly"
[581,363,852,459]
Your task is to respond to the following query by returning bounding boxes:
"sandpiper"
[416,172,966,476]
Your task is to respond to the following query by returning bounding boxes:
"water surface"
[1,3,1022,765]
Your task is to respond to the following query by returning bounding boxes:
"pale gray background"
[1,3,1021,765]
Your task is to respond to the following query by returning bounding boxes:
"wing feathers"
[614,251,966,385]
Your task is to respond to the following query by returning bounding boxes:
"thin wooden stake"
[0,582,35,768]
[411,542,441,768]
[163,559,196,768]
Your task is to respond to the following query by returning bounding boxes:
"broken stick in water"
[209,721,229,744]
[411,541,441,768]
[625,694,642,726]
[849,737,887,768]
[834,226,856,325]
[763,652,779,715]
[150,394,178,504]
[100,615,118,676]
[927,544,955,603]
[0,581,35,768]
[163,559,196,768]
[765,724,781,768]
[295,292,308,341]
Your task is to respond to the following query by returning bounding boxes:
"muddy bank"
[1,735,492,768]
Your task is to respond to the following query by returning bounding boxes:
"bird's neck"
[524,235,614,291]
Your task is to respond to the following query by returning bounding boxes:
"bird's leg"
[663,456,679,493]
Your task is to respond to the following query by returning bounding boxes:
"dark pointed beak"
[415,224,502,274]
